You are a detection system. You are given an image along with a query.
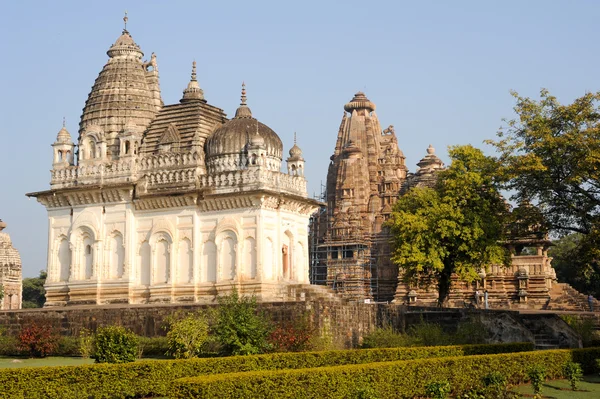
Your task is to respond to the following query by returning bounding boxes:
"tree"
[549,233,600,297]
[489,89,600,297]
[22,270,46,308]
[215,289,272,355]
[165,312,210,359]
[387,145,510,306]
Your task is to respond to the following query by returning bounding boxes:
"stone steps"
[546,283,599,312]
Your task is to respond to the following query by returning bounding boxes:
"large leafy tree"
[489,90,600,297]
[22,270,46,308]
[387,145,510,306]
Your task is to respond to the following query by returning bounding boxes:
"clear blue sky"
[1,0,599,277]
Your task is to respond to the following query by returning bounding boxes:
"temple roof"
[79,26,162,150]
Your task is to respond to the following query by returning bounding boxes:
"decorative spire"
[123,10,128,33]
[288,132,304,160]
[191,60,197,81]
[62,117,66,128]
[241,82,247,106]
[234,82,252,118]
[294,132,297,145]
[181,60,205,102]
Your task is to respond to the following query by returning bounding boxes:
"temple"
[27,22,319,306]
[0,220,22,310]
[310,92,597,311]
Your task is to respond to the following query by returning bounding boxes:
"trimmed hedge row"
[0,342,531,399]
[172,347,600,399]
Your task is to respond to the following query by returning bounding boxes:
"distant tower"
[0,220,22,310]
[312,92,407,301]
[286,133,305,176]
[52,120,75,168]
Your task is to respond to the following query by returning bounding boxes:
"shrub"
[78,328,94,358]
[0,342,539,398]
[453,320,489,345]
[361,326,416,349]
[425,380,451,399]
[93,325,139,364]
[527,364,546,396]
[269,314,314,352]
[0,326,18,356]
[17,322,59,357]
[215,289,272,355]
[166,313,210,359]
[564,361,583,390]
[172,348,600,398]
[407,321,449,346]
[55,336,79,356]
[560,315,598,347]
[138,336,171,358]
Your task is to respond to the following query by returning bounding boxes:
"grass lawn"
[514,375,600,398]
[0,356,94,368]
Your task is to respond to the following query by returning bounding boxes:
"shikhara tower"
[28,21,319,306]
[311,92,443,302]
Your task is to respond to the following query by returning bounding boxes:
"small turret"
[181,61,205,103]
[118,120,143,158]
[286,133,305,176]
[52,119,75,168]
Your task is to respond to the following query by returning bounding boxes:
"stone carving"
[0,220,22,310]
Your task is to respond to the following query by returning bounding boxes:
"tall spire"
[234,82,252,118]
[181,60,205,102]
[123,10,128,32]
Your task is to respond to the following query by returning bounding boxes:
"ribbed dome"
[205,84,283,173]
[344,92,376,113]
[287,133,304,161]
[56,125,72,143]
[79,28,162,156]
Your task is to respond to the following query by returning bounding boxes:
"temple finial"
[123,10,128,32]
[191,61,197,81]
[62,117,66,128]
[240,82,247,106]
[294,132,297,145]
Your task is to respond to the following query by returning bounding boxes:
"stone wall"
[0,301,580,349]
[0,300,378,349]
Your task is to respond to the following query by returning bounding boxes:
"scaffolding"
[308,186,381,302]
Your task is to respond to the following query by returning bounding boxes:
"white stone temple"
[27,22,319,306]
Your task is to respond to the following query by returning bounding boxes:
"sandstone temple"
[309,92,596,311]
[27,23,319,306]
[0,220,22,310]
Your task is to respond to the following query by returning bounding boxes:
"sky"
[1,0,599,277]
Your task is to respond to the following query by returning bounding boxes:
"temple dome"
[205,84,282,173]
[79,25,162,157]
[344,92,376,113]
[56,124,72,143]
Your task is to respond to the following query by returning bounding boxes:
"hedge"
[0,342,531,399]
[172,347,600,399]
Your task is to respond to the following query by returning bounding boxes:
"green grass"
[0,356,94,368]
[514,375,600,398]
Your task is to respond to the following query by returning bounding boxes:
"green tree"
[22,270,46,308]
[215,289,272,355]
[165,312,210,359]
[387,145,510,306]
[93,325,139,363]
[489,90,600,296]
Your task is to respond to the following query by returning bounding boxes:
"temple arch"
[218,231,237,281]
[109,233,125,279]
[244,237,257,279]
[139,241,151,286]
[203,240,217,283]
[57,236,71,282]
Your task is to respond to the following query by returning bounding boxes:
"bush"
[564,361,583,390]
[93,325,139,364]
[55,336,79,357]
[269,314,314,352]
[215,289,272,355]
[527,364,546,396]
[0,327,18,356]
[172,348,600,398]
[560,315,598,347]
[78,328,94,358]
[138,336,171,358]
[425,380,451,399]
[0,342,538,398]
[17,322,59,357]
[361,326,417,349]
[166,313,210,359]
[407,321,450,346]
[453,320,489,345]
